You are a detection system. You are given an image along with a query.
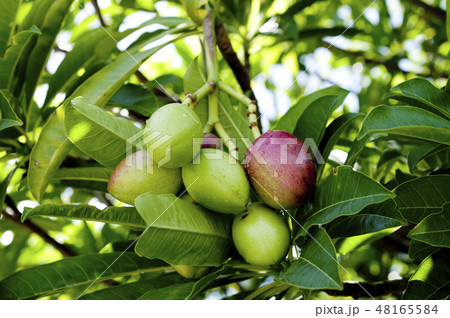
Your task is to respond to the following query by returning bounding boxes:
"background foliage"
[0,0,449,300]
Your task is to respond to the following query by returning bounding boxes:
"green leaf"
[0,90,23,131]
[109,83,158,117]
[274,86,348,134]
[24,0,73,106]
[28,108,73,201]
[64,97,140,169]
[407,143,449,173]
[327,199,407,238]
[296,166,395,238]
[218,91,254,161]
[408,240,440,260]
[45,28,136,105]
[403,251,450,300]
[337,228,398,255]
[184,57,208,125]
[408,203,450,248]
[138,282,196,300]
[79,273,185,300]
[293,94,349,145]
[0,28,40,91]
[53,166,112,182]
[278,227,342,290]
[384,78,450,119]
[358,106,450,145]
[345,133,387,166]
[0,168,16,208]
[0,253,170,300]
[21,204,146,229]
[134,192,232,266]
[394,175,450,223]
[0,0,21,55]
[317,112,364,178]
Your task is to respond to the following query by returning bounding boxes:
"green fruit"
[182,149,250,214]
[107,150,182,205]
[232,203,290,266]
[172,265,211,280]
[145,103,203,168]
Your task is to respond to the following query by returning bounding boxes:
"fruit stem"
[203,9,219,83]
[182,82,214,110]
[217,81,261,139]
[244,281,281,300]
[214,121,239,161]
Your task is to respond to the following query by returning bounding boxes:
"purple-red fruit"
[201,133,222,150]
[244,130,316,210]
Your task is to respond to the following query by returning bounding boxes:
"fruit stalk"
[182,81,214,110]
[214,121,239,161]
[217,81,261,139]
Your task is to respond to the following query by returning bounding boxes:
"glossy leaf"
[24,0,73,106]
[184,57,208,125]
[385,78,450,119]
[358,106,450,145]
[45,28,135,105]
[394,175,450,223]
[407,143,448,173]
[296,166,395,238]
[293,94,348,145]
[337,228,399,255]
[138,282,196,300]
[274,86,348,134]
[408,240,440,260]
[218,91,254,161]
[278,227,342,290]
[0,0,21,55]
[0,253,169,300]
[317,112,364,178]
[22,204,146,229]
[327,199,407,238]
[64,97,140,169]
[345,133,387,166]
[403,252,450,300]
[0,90,23,132]
[79,274,185,300]
[134,192,232,266]
[53,166,112,182]
[408,203,450,248]
[28,108,73,201]
[0,28,40,90]
[109,83,158,117]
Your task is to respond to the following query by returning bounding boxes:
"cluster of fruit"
[107,101,317,273]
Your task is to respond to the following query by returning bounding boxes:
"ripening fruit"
[201,132,222,150]
[244,130,316,210]
[145,103,203,168]
[172,265,210,280]
[182,148,250,214]
[232,203,290,266]
[107,150,182,205]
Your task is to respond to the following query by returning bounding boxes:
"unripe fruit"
[232,203,290,266]
[145,103,203,168]
[172,265,211,280]
[244,130,316,210]
[201,132,222,150]
[107,150,182,205]
[182,149,250,214]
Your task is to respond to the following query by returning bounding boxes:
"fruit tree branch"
[324,278,408,299]
[2,196,77,258]
[408,0,446,22]
[92,0,106,27]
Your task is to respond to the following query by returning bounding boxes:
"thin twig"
[3,196,76,258]
[92,0,106,27]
